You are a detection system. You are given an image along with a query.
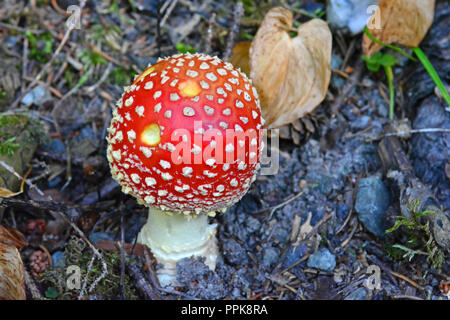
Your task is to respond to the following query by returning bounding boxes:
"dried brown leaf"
[229,42,252,77]
[0,166,31,198]
[363,0,435,57]
[0,225,27,300]
[0,187,22,198]
[249,7,332,129]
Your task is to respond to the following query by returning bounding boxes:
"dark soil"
[0,0,448,300]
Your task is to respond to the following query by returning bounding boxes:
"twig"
[364,128,450,142]
[0,197,109,214]
[120,209,126,299]
[79,254,96,297]
[51,0,71,17]
[332,68,349,79]
[331,60,364,115]
[87,43,123,66]
[85,64,113,93]
[389,270,425,291]
[336,218,358,250]
[156,0,162,57]
[392,295,423,300]
[37,207,108,299]
[11,22,76,109]
[142,247,161,289]
[23,76,63,98]
[0,160,44,196]
[205,13,216,54]
[159,0,178,28]
[126,261,159,299]
[336,208,353,234]
[341,38,356,72]
[223,1,244,61]
[142,247,197,299]
[367,255,398,285]
[21,37,28,94]
[252,191,304,218]
[0,22,43,34]
[280,254,310,274]
[39,244,53,268]
[24,269,43,300]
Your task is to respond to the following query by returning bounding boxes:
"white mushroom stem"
[137,207,218,287]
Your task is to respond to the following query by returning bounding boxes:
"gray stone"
[222,238,249,266]
[306,170,335,196]
[176,257,230,299]
[89,232,114,244]
[344,287,368,300]
[307,248,336,272]
[327,0,379,35]
[51,251,65,268]
[43,138,66,154]
[246,216,261,234]
[355,177,390,238]
[282,243,311,270]
[262,247,279,267]
[21,85,52,106]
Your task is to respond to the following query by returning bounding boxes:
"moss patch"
[40,236,138,300]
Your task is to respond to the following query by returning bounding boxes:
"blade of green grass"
[384,65,395,120]
[412,47,450,106]
[364,26,417,62]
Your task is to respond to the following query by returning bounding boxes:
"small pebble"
[307,248,336,272]
[355,176,390,238]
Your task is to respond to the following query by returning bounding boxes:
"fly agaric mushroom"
[106,53,264,286]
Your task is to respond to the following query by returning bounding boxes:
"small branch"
[205,13,216,54]
[223,1,244,62]
[120,209,126,299]
[0,160,44,196]
[126,261,159,300]
[11,26,74,109]
[24,269,43,300]
[156,0,162,57]
[363,128,450,142]
[251,191,304,218]
[331,60,364,115]
[159,0,178,28]
[392,295,423,300]
[11,0,87,109]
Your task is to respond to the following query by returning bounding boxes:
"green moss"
[40,236,138,300]
[385,199,447,271]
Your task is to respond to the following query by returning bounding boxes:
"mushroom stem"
[137,207,218,287]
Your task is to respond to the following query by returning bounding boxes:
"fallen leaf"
[0,166,31,198]
[229,42,251,76]
[249,7,332,128]
[0,187,22,198]
[95,239,147,257]
[298,211,313,240]
[0,225,27,300]
[363,0,435,57]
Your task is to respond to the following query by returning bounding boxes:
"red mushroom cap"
[106,53,264,214]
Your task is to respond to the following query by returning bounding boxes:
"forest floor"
[0,0,448,300]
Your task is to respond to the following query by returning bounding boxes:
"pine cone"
[29,250,49,278]
[277,111,326,145]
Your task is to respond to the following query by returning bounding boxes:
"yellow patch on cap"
[178,80,201,98]
[141,123,160,146]
[132,66,156,85]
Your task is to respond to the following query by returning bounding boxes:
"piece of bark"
[378,125,450,249]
